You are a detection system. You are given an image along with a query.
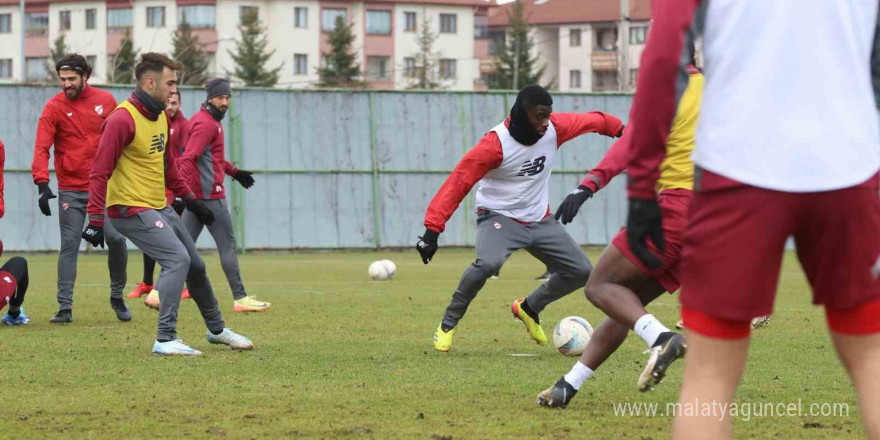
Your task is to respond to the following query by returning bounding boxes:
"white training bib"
[475,122,558,222]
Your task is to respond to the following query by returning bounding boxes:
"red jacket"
[164,110,190,206]
[32,85,118,191]
[424,112,623,233]
[178,105,239,200]
[0,139,5,218]
[86,92,195,226]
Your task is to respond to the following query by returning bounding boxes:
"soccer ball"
[368,260,396,281]
[552,316,594,356]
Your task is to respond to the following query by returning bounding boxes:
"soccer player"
[32,54,131,324]
[536,63,702,408]
[178,78,268,313]
[82,53,253,356]
[0,138,30,326]
[417,85,623,352]
[623,2,880,439]
[128,91,191,304]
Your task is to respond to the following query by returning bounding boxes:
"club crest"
[493,222,502,230]
[155,220,164,229]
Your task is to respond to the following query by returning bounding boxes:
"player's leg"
[0,257,30,325]
[103,216,131,321]
[51,191,87,322]
[128,254,157,298]
[516,216,592,344]
[828,307,880,439]
[181,207,205,242]
[163,207,252,350]
[435,211,531,351]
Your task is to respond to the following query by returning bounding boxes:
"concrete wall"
[0,84,633,251]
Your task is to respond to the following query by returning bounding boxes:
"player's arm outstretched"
[224,160,255,189]
[556,129,631,224]
[416,133,503,264]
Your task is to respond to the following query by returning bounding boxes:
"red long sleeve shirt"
[424,112,623,233]
[164,110,190,206]
[0,139,5,218]
[178,105,239,200]
[32,85,118,191]
[86,93,195,226]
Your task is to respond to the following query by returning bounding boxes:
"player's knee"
[60,235,80,252]
[570,262,592,282]
[104,232,126,248]
[584,281,604,306]
[473,258,504,278]
[187,255,205,274]
[169,252,192,274]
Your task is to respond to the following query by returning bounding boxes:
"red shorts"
[0,270,17,310]
[681,169,880,322]
[612,188,691,293]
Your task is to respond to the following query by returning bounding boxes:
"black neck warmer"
[134,88,166,119]
[507,85,553,146]
[205,102,226,121]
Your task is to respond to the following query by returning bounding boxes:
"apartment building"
[487,0,651,92]
[0,0,491,90]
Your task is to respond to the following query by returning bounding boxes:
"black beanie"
[206,78,231,100]
[508,85,553,146]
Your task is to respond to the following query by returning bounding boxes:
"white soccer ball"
[368,259,396,281]
[553,316,594,356]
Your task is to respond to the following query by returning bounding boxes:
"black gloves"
[555,185,594,225]
[625,198,666,270]
[616,125,625,138]
[416,229,439,265]
[82,224,105,249]
[233,170,255,189]
[171,197,186,216]
[186,198,215,225]
[37,182,56,216]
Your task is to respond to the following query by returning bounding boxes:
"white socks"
[634,314,670,347]
[563,361,594,390]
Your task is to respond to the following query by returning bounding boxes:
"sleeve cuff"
[88,215,105,227]
[580,174,602,193]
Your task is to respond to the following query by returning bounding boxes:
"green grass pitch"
[0,249,863,439]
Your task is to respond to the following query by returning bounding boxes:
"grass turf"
[0,249,863,439]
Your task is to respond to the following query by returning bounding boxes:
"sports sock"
[634,314,670,347]
[156,338,173,343]
[210,328,225,335]
[143,255,156,285]
[520,299,540,324]
[563,361,594,390]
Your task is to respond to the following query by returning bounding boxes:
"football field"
[0,249,863,439]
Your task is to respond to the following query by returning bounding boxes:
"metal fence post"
[368,92,382,249]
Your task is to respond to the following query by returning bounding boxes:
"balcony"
[591,51,618,71]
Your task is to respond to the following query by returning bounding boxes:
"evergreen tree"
[488,0,548,90]
[108,28,138,84]
[44,33,68,81]
[406,14,444,90]
[172,19,209,86]
[227,8,282,87]
[317,16,362,87]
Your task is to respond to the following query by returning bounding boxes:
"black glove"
[555,185,594,225]
[171,197,186,216]
[625,198,666,270]
[233,170,255,189]
[186,198,215,226]
[37,182,56,216]
[416,229,439,265]
[616,125,625,138]
[82,224,105,249]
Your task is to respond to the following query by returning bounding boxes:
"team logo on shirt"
[94,105,104,115]
[149,133,166,154]
[170,128,175,136]
[66,112,73,118]
[516,156,546,177]
[155,220,164,229]
[2,276,10,284]
[215,185,223,193]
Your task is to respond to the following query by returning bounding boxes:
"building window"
[146,6,165,28]
[0,59,11,79]
[439,59,456,79]
[592,70,619,91]
[366,10,391,35]
[404,57,415,77]
[59,10,71,31]
[294,54,308,75]
[107,9,133,31]
[404,12,416,32]
[439,14,456,34]
[628,68,639,89]
[179,5,215,29]
[570,70,582,88]
[240,6,258,24]
[26,57,48,81]
[86,55,97,71]
[366,56,390,80]
[489,31,505,55]
[0,14,11,33]
[86,9,97,29]
[569,28,581,47]
[294,7,307,29]
[25,12,48,36]
[595,28,617,51]
[630,26,647,45]
[321,8,346,32]
[475,14,488,39]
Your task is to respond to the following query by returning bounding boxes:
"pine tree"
[172,20,209,86]
[488,0,548,90]
[227,8,282,87]
[317,16,362,87]
[108,28,138,84]
[44,33,68,81]
[406,14,444,90]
